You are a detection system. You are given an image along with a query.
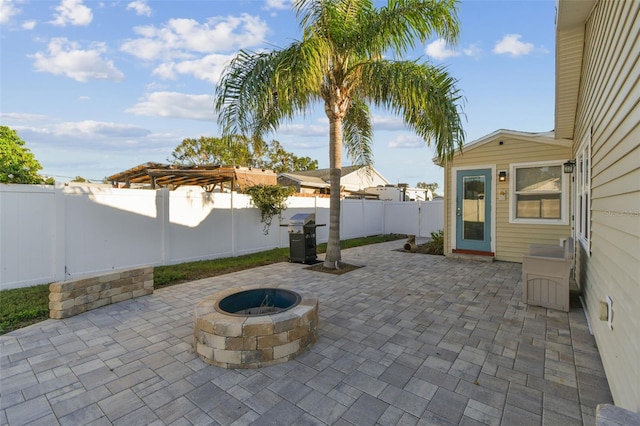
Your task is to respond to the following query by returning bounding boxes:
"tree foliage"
[168,135,318,174]
[417,181,439,192]
[0,126,53,184]
[244,185,296,234]
[215,0,465,268]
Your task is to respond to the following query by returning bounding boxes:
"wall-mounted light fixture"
[563,160,576,173]
[498,170,507,182]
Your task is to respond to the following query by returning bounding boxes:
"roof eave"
[554,0,597,140]
[432,129,571,166]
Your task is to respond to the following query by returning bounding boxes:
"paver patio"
[0,240,613,425]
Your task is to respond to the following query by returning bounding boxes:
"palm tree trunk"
[324,116,343,268]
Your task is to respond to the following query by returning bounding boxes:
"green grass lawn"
[0,234,404,335]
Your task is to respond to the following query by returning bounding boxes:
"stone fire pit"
[193,286,318,368]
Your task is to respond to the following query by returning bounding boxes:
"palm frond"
[360,59,465,162]
[343,98,374,167]
[365,0,460,58]
[215,42,325,141]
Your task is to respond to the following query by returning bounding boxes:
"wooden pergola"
[107,163,277,192]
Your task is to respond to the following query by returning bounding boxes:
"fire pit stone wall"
[194,286,318,368]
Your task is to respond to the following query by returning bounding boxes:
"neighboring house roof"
[107,162,277,190]
[555,0,597,139]
[284,165,364,181]
[279,165,389,189]
[432,129,572,165]
[279,173,330,189]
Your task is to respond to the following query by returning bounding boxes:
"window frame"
[509,160,570,225]
[576,133,591,250]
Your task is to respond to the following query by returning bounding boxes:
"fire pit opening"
[194,286,318,368]
[216,288,301,316]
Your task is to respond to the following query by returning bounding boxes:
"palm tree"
[215,0,465,269]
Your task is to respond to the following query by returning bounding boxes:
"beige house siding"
[571,0,640,411]
[443,134,571,262]
[555,26,585,139]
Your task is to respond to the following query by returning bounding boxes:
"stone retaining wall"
[49,267,153,319]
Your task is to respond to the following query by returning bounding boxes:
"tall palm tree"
[215,0,465,269]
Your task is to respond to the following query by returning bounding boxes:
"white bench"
[522,237,574,312]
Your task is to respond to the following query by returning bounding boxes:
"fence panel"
[362,200,385,236]
[419,199,445,236]
[0,185,58,290]
[233,193,283,256]
[0,185,443,289]
[384,202,420,236]
[63,187,163,278]
[341,200,365,239]
[168,190,233,263]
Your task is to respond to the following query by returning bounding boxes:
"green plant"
[0,284,50,334]
[245,185,296,234]
[423,229,444,255]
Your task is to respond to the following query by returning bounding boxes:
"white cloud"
[372,115,405,131]
[126,0,151,17]
[388,134,424,149]
[10,120,151,143]
[276,123,326,137]
[51,0,93,27]
[120,14,268,61]
[54,121,151,138]
[493,34,534,57]
[22,20,36,30]
[0,112,51,122]
[152,54,234,83]
[425,39,460,61]
[30,38,124,82]
[125,91,216,121]
[1,0,20,24]
[265,0,292,10]
[462,42,483,59]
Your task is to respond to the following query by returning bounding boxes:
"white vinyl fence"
[0,184,443,290]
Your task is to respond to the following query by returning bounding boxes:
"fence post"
[361,199,365,237]
[418,200,423,237]
[54,184,66,281]
[160,188,170,264]
[231,190,236,256]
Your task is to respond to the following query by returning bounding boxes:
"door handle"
[456,207,461,216]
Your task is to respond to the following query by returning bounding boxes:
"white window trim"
[509,160,570,225]
[576,133,591,251]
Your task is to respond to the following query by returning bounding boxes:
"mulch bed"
[305,262,363,275]
[304,240,442,275]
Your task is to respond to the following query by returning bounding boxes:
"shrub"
[423,229,444,255]
[244,185,296,234]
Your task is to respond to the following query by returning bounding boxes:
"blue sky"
[0,0,556,188]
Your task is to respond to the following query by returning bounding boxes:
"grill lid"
[289,213,315,226]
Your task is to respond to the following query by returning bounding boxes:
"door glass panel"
[462,176,485,241]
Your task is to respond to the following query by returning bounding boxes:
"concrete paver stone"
[0,241,613,425]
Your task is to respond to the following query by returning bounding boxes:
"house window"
[510,161,568,224]
[576,135,591,248]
